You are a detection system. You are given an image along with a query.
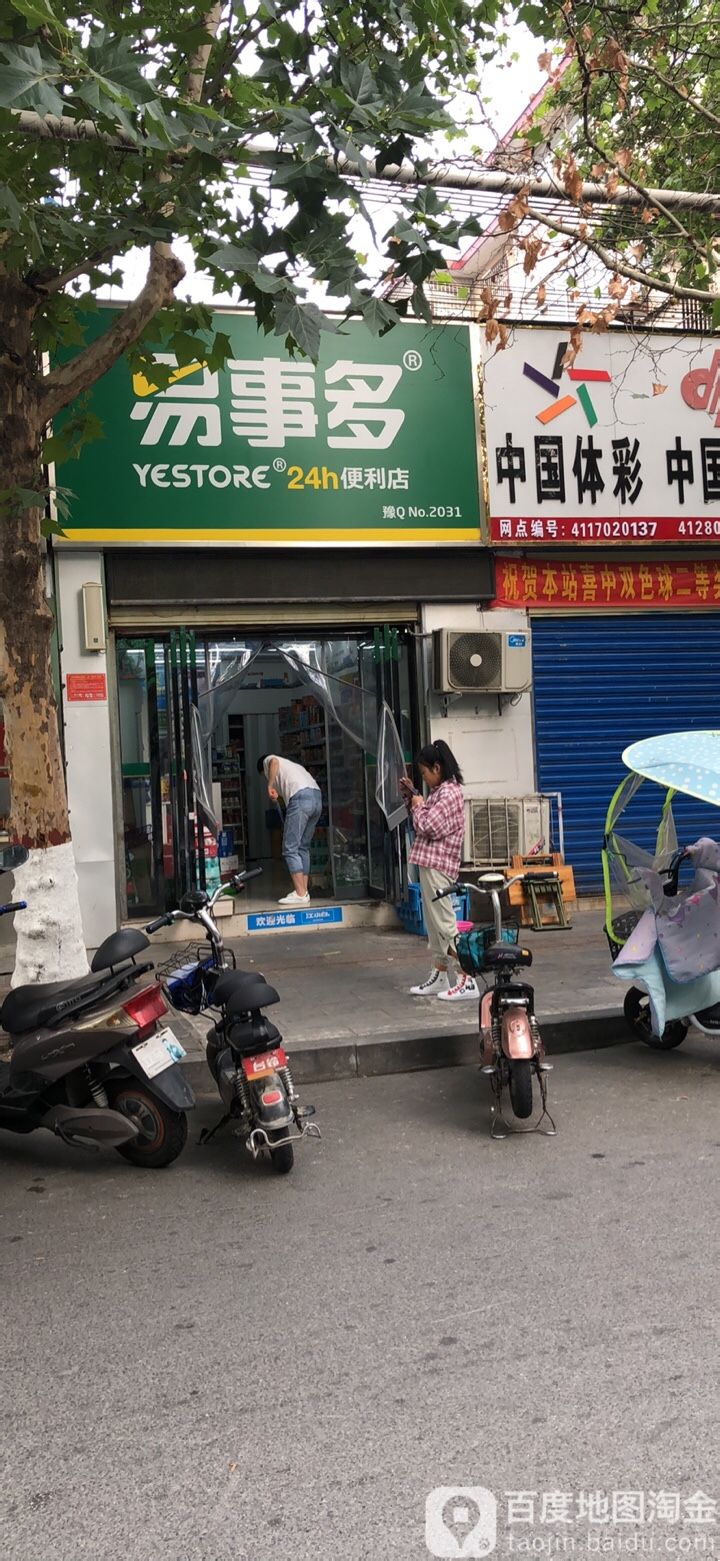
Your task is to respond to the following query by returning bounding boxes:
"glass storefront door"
[115,626,416,916]
[117,632,203,914]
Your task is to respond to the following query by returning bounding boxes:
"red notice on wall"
[66,673,107,703]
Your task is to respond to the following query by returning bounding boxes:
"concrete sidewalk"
[154,904,630,1086]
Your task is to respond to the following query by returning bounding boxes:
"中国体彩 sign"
[483,329,720,545]
[59,311,482,546]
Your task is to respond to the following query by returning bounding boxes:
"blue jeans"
[282,788,322,876]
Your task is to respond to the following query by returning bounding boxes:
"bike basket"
[456,923,519,977]
[156,946,215,1015]
[605,909,642,963]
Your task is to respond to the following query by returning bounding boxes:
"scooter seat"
[1,974,110,1036]
[483,942,533,970]
[214,970,280,1015]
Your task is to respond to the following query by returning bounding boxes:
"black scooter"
[0,845,194,1167]
[147,869,320,1174]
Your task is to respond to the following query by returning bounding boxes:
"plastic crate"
[396,884,470,937]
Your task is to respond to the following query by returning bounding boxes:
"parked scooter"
[0,845,194,1166]
[603,731,720,1051]
[435,873,555,1138]
[146,869,320,1174]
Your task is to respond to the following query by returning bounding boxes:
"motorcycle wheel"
[508,1060,534,1120]
[623,987,688,1051]
[109,1084,188,1168]
[267,1127,294,1175]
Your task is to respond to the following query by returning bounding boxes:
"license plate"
[242,1046,287,1081]
[132,1027,186,1079]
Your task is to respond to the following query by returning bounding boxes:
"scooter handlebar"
[145,913,174,934]
[0,900,27,915]
[432,874,525,903]
[662,849,689,898]
[232,867,263,887]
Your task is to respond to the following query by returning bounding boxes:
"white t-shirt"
[264,755,320,802]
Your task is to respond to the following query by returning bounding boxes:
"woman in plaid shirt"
[400,740,478,1002]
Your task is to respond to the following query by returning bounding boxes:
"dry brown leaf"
[537,281,547,307]
[582,23,593,42]
[562,155,583,202]
[602,38,629,74]
[503,292,513,311]
[522,238,542,275]
[608,273,628,299]
[496,322,510,351]
[484,318,500,344]
[615,148,632,171]
[652,382,668,396]
[538,51,552,71]
[605,171,619,197]
[641,207,657,224]
[497,209,518,233]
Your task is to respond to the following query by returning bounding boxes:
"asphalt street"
[1,1039,719,1561]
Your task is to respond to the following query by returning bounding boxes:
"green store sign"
[59,309,483,546]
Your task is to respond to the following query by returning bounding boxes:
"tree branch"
[184,2,223,106]
[634,58,720,132]
[39,246,185,424]
[524,203,716,306]
[572,33,709,262]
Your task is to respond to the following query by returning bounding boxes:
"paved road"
[2,1040,719,1560]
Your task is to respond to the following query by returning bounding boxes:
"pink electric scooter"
[435,872,556,1139]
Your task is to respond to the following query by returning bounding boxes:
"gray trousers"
[419,866,458,966]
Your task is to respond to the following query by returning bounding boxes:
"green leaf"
[250,269,289,295]
[205,242,261,273]
[411,284,432,324]
[360,297,399,335]
[0,42,65,116]
[273,299,338,360]
[338,59,381,116]
[712,298,720,331]
[10,0,69,31]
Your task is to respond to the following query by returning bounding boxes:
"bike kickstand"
[198,1111,231,1146]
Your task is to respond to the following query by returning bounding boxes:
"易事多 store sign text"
[483,329,720,545]
[58,310,482,545]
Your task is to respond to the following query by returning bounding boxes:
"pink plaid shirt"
[408,779,465,878]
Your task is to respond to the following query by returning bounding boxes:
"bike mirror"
[0,844,29,873]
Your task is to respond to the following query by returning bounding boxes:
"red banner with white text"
[493,557,720,611]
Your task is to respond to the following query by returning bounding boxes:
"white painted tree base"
[10,842,89,987]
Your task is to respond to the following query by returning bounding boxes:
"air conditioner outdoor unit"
[432,628,532,694]
[468,795,551,867]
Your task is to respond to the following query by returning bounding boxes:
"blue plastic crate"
[396,888,469,937]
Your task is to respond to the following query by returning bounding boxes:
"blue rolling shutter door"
[532,613,720,892]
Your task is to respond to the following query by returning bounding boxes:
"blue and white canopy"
[623,731,720,806]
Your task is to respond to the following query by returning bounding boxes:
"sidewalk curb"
[182,1007,629,1091]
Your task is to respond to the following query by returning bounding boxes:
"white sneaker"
[278,891,311,906]
[410,969,450,996]
[437,975,479,1002]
